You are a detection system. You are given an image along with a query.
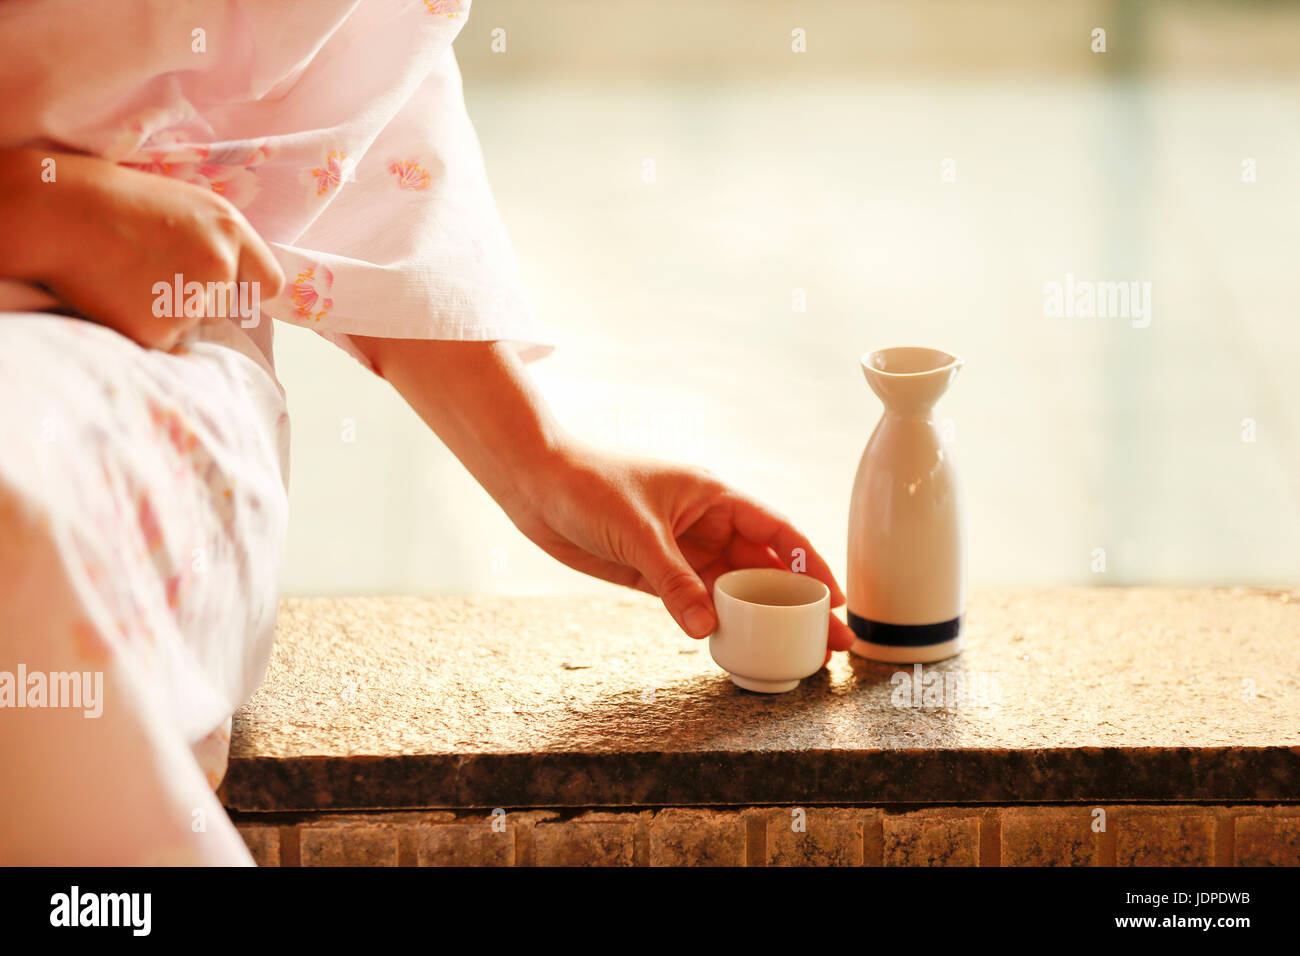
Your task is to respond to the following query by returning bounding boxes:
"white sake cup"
[708,568,830,694]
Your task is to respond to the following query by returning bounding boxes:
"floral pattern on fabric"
[308,150,351,197]
[0,314,287,864]
[389,159,432,191]
[425,0,464,17]
[289,265,335,322]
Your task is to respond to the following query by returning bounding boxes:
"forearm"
[350,335,567,511]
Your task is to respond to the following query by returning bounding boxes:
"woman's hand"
[510,439,857,654]
[0,148,284,350]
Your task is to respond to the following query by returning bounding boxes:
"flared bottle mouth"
[861,346,963,377]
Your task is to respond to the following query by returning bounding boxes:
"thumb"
[637,532,716,639]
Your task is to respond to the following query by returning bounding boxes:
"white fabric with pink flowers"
[0,0,551,863]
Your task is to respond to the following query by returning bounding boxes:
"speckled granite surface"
[220,588,1300,811]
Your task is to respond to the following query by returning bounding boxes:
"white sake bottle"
[847,347,965,663]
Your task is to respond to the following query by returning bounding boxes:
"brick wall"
[233,804,1300,867]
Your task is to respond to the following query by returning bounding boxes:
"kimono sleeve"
[263,47,555,371]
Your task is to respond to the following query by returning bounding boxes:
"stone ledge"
[219,588,1300,812]
[231,804,1300,867]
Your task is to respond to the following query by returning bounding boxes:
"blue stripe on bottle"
[847,611,961,647]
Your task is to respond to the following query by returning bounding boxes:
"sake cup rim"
[861,346,964,378]
[714,568,830,608]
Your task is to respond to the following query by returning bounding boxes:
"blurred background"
[275,0,1300,596]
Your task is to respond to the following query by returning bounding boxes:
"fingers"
[722,492,847,606]
[722,536,785,573]
[234,218,286,300]
[199,211,283,330]
[674,538,735,596]
[197,283,227,325]
[635,530,716,639]
[828,611,856,652]
[824,614,856,666]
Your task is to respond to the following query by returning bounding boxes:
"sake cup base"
[850,635,963,664]
[728,674,801,694]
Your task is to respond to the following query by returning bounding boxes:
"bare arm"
[350,336,564,517]
[351,334,855,650]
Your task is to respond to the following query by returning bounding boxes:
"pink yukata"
[0,0,552,864]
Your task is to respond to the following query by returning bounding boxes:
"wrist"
[0,148,108,285]
[0,149,61,282]
[496,421,579,514]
